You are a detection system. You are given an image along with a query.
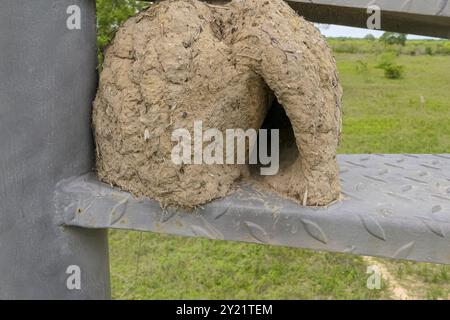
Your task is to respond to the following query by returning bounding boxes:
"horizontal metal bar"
[187,0,450,38]
[287,0,450,39]
[288,0,450,18]
[57,155,450,265]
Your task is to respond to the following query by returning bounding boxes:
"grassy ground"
[328,38,450,56]
[338,54,450,154]
[109,53,450,300]
[110,232,387,299]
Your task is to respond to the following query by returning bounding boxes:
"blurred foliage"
[364,34,376,41]
[328,37,450,56]
[380,32,407,46]
[96,0,150,62]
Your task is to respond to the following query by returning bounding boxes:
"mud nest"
[93,0,343,208]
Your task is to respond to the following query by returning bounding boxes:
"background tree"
[96,0,149,53]
[380,32,407,46]
[364,34,376,41]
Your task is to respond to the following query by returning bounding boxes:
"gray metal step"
[57,154,450,265]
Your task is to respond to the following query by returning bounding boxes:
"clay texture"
[93,0,342,208]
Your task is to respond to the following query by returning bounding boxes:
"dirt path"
[364,256,417,300]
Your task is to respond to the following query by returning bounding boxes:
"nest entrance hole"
[249,97,300,176]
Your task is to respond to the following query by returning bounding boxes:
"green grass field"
[109,53,450,300]
[328,38,450,56]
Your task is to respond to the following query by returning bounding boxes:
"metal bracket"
[57,154,450,265]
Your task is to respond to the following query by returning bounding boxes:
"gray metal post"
[0,0,110,299]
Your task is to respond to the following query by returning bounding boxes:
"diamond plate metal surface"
[56,155,450,265]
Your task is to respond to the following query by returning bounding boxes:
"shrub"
[355,60,368,74]
[332,42,359,53]
[375,52,404,79]
[436,42,450,55]
[425,46,434,55]
[383,65,404,79]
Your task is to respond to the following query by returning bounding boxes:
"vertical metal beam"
[0,0,110,299]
